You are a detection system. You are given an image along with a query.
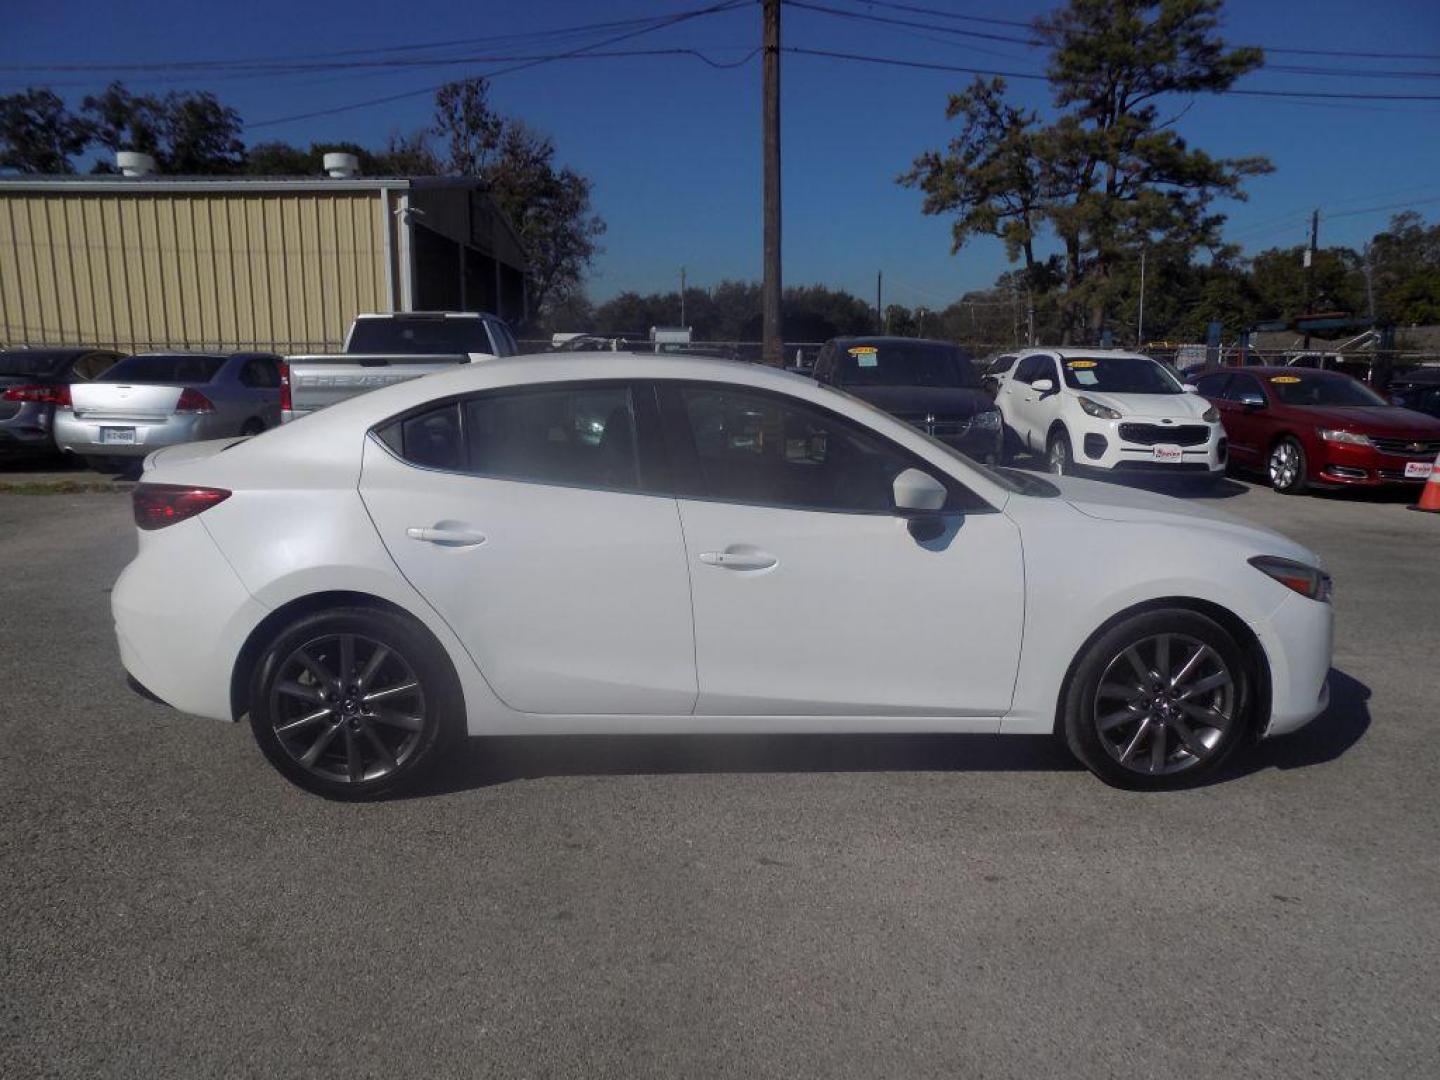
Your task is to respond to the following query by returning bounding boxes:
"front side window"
[673,386,922,513]
[1193,372,1231,398]
[240,359,281,388]
[1060,355,1182,394]
[1224,374,1267,404]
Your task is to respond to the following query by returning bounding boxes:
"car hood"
[1284,404,1440,436]
[1046,473,1320,566]
[844,385,995,417]
[1075,389,1211,421]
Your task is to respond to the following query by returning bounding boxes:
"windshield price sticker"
[1271,375,1301,384]
[1067,360,1099,368]
[849,345,879,367]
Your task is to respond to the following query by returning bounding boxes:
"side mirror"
[1239,395,1266,410]
[1183,383,1199,393]
[1031,378,1056,394]
[893,467,947,513]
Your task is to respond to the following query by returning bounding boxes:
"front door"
[659,382,1024,720]
[1216,372,1271,466]
[359,383,697,715]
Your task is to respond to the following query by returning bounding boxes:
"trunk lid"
[70,382,186,421]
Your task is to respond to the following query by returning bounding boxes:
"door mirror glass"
[1238,393,1266,409]
[892,467,947,514]
[1031,377,1056,394]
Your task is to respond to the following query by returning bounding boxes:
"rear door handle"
[698,549,777,571]
[406,526,487,547]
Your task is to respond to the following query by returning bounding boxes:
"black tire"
[240,418,265,436]
[1061,608,1253,791]
[1267,436,1308,495]
[248,606,463,800]
[1001,423,1024,464]
[1046,429,1073,476]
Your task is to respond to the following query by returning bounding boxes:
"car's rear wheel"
[248,607,461,799]
[1268,436,1308,495]
[1046,430,1073,475]
[240,418,265,436]
[1062,609,1252,790]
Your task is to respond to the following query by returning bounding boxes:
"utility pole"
[876,270,883,332]
[761,0,782,365]
[1303,208,1319,349]
[1137,248,1147,347]
[679,266,686,328]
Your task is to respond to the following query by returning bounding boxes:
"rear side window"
[375,387,641,491]
[98,355,226,384]
[71,352,120,381]
[988,355,1017,374]
[240,359,281,388]
[466,387,637,489]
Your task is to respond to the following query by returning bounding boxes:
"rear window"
[98,355,226,384]
[348,317,494,355]
[0,350,77,377]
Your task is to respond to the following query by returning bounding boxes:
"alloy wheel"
[268,633,428,784]
[1269,441,1300,490]
[1092,632,1235,776]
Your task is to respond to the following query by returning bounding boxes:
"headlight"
[1248,555,1332,603]
[1318,428,1368,446]
[1202,406,1220,423]
[972,409,1001,429]
[1077,396,1121,420]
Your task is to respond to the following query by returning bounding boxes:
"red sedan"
[1191,366,1440,495]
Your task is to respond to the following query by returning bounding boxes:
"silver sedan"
[55,352,283,471]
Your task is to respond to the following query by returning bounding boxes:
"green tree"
[0,88,89,173]
[1367,212,1440,325]
[82,83,244,174]
[904,0,1269,343]
[1250,245,1363,321]
[432,78,604,327]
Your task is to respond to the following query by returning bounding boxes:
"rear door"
[359,381,697,716]
[659,381,1023,721]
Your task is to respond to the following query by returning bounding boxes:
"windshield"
[1060,355,1181,394]
[98,355,226,384]
[0,350,75,377]
[837,341,981,389]
[1267,373,1387,407]
[348,317,494,354]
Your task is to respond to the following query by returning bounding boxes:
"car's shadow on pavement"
[408,668,1371,797]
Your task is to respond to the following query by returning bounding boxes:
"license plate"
[1405,460,1434,479]
[1152,443,1183,463]
[100,427,136,445]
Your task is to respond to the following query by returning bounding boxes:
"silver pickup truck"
[282,311,519,422]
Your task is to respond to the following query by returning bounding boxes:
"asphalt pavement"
[2,480,1437,1079]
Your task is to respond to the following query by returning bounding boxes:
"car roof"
[1022,347,1156,361]
[831,336,963,349]
[0,346,114,359]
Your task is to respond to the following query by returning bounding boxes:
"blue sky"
[6,0,1440,306]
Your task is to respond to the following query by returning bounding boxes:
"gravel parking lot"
[3,479,1437,1079]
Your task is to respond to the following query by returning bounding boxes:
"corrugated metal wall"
[0,190,389,353]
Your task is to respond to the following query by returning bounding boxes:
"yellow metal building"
[0,175,528,353]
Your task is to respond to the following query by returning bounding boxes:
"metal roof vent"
[116,151,156,177]
[323,152,361,179]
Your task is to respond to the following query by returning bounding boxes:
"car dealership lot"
[2,482,1437,1079]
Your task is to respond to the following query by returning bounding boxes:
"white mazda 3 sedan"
[112,352,1332,797]
[995,349,1226,481]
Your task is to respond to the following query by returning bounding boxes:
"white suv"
[995,349,1225,481]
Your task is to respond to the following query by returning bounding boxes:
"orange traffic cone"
[1411,453,1440,514]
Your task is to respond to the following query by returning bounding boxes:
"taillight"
[133,484,231,530]
[279,361,292,413]
[175,388,215,413]
[1,384,69,406]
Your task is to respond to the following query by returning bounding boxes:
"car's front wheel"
[248,607,462,799]
[1062,609,1252,790]
[1268,436,1308,495]
[1046,430,1073,475]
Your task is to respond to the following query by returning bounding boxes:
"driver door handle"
[406,526,487,547]
[698,550,777,571]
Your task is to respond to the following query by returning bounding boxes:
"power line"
[247,0,754,129]
[834,0,1440,60]
[783,46,1440,101]
[1326,194,1440,220]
